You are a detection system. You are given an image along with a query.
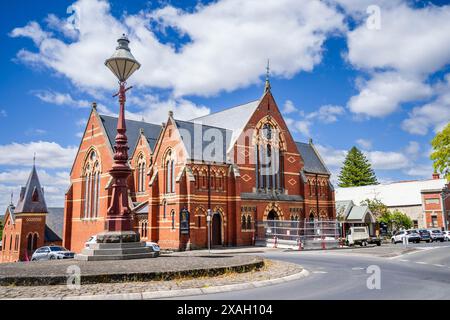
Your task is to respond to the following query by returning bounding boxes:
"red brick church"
[63,83,336,253]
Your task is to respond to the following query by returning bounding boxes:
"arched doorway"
[267,210,279,221]
[212,213,222,246]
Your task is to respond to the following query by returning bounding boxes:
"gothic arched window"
[164,150,176,194]
[171,210,175,230]
[83,150,101,219]
[137,154,146,193]
[256,120,284,191]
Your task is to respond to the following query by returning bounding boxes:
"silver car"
[31,246,75,261]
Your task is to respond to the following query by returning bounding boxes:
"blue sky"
[0,0,449,208]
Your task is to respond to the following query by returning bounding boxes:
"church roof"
[99,114,162,155]
[174,119,232,163]
[295,142,330,175]
[14,165,48,214]
[45,207,64,242]
[190,100,260,151]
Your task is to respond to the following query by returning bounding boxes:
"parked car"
[31,246,75,261]
[391,230,421,244]
[85,235,97,247]
[428,229,445,242]
[145,241,161,256]
[413,229,431,242]
[443,231,450,241]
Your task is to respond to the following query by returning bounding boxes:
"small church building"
[0,165,64,263]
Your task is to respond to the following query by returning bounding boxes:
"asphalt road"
[176,242,450,300]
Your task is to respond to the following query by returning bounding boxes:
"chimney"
[432,172,440,180]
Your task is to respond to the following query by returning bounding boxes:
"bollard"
[321,236,326,250]
[274,236,278,248]
[297,238,302,251]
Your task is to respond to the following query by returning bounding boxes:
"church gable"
[70,106,114,179]
[14,165,48,214]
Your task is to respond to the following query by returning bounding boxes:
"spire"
[14,163,48,214]
[33,153,36,167]
[10,191,13,206]
[264,59,271,93]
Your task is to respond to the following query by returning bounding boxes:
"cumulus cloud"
[401,74,450,135]
[356,138,372,149]
[282,100,297,114]
[305,104,345,123]
[348,72,432,117]
[342,1,450,125]
[10,0,345,97]
[33,90,90,108]
[0,141,77,168]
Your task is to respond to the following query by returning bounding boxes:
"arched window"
[32,233,38,251]
[137,154,146,193]
[164,150,176,194]
[14,235,19,251]
[27,234,32,251]
[241,215,247,230]
[171,210,175,230]
[83,150,101,219]
[246,215,252,231]
[256,119,284,191]
[9,234,12,251]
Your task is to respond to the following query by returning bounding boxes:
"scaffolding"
[256,219,341,250]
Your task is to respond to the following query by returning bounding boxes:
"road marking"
[398,259,409,262]
[312,271,328,274]
[351,267,364,270]
[415,261,427,264]
[433,264,445,267]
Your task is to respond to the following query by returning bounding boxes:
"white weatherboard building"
[335,177,448,229]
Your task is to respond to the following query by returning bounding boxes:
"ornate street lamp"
[103,34,140,239]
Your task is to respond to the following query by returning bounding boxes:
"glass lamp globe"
[105,34,141,82]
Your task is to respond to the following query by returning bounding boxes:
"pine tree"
[338,146,378,187]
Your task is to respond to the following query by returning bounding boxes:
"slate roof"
[190,100,260,152]
[335,178,448,207]
[14,165,48,214]
[175,119,232,163]
[295,142,330,175]
[99,114,162,156]
[241,192,303,202]
[45,207,64,242]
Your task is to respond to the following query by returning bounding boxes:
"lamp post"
[207,209,212,254]
[103,34,141,237]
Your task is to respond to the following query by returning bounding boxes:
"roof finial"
[10,191,13,206]
[264,59,271,93]
[33,153,36,167]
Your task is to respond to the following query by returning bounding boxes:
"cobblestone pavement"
[0,259,303,299]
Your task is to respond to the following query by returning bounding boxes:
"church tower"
[1,164,48,262]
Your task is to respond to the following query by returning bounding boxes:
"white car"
[85,235,97,247]
[443,231,450,241]
[145,241,161,256]
[31,246,75,261]
[391,230,421,244]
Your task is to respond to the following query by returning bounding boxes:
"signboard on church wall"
[180,208,190,235]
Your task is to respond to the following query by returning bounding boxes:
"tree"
[430,123,450,181]
[338,146,378,187]
[377,209,413,233]
[360,198,389,220]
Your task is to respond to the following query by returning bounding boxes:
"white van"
[346,226,370,246]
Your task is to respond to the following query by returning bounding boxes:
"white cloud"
[401,74,450,135]
[305,104,345,123]
[10,0,345,96]
[343,2,450,124]
[34,90,90,108]
[10,21,51,45]
[405,141,420,157]
[348,72,432,117]
[0,110,6,117]
[346,3,450,75]
[293,120,312,138]
[0,141,77,169]
[356,138,372,149]
[282,100,297,114]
